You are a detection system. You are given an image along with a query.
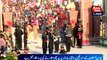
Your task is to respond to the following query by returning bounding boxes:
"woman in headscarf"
[26,22,32,41]
[33,19,39,41]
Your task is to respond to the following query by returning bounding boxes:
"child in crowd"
[23,48,29,54]
[59,45,66,54]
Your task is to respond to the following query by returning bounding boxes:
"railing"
[89,37,107,47]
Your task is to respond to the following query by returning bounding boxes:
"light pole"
[0,0,3,31]
[64,0,68,11]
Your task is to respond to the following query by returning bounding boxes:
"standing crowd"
[1,1,83,55]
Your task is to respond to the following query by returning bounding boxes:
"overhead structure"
[66,2,75,9]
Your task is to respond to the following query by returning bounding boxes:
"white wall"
[74,0,79,2]
[93,0,103,6]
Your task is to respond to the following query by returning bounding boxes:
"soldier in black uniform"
[14,26,23,50]
[77,23,83,48]
[48,29,54,54]
[42,30,48,54]
[73,23,78,47]
[24,22,28,49]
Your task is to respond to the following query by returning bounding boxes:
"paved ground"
[26,33,107,60]
[12,28,107,60]
[27,42,107,60]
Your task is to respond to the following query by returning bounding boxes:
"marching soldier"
[42,30,48,54]
[14,26,23,50]
[73,23,78,47]
[48,29,54,54]
[24,22,28,49]
[77,23,83,48]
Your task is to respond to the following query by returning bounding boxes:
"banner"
[18,54,103,60]
[91,6,104,16]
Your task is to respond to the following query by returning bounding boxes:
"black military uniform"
[54,38,59,53]
[77,24,83,48]
[73,23,78,47]
[42,30,48,54]
[48,31,54,54]
[24,23,28,49]
[14,26,23,50]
